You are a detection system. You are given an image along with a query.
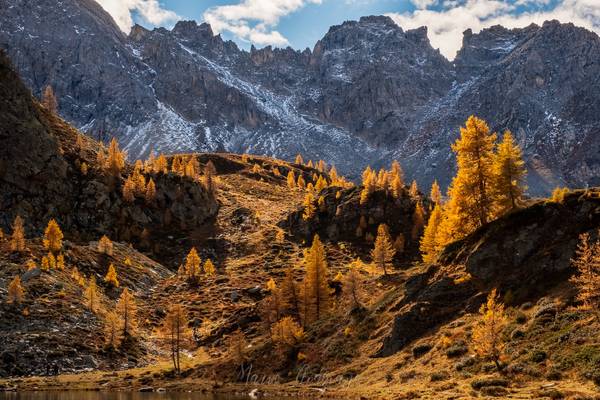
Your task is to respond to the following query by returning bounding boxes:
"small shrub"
[471,378,509,390]
[530,350,547,363]
[430,371,449,382]
[412,343,433,358]
[446,344,468,358]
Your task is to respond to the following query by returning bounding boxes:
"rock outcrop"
[281,186,430,263]
[375,188,600,357]
[0,50,218,256]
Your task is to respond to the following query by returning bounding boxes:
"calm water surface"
[0,393,266,400]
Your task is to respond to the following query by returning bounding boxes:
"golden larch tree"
[271,316,304,353]
[344,260,363,310]
[441,116,497,243]
[7,276,24,305]
[105,311,121,349]
[297,174,306,189]
[492,131,527,215]
[107,138,126,176]
[145,178,156,203]
[280,267,301,318]
[204,259,216,277]
[430,180,442,204]
[371,224,396,275]
[41,85,58,114]
[411,202,426,241]
[98,235,114,255]
[160,303,189,374]
[43,219,63,254]
[472,289,508,370]
[420,204,444,263]
[184,247,202,282]
[85,276,99,313]
[117,288,138,338]
[391,160,404,185]
[295,154,304,164]
[303,193,316,220]
[122,177,135,203]
[10,215,26,253]
[287,170,296,189]
[569,231,600,319]
[263,278,283,329]
[303,235,330,325]
[104,264,119,288]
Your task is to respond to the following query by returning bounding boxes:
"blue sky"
[97,0,600,60]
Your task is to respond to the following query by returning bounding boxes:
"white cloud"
[96,0,180,33]
[388,0,600,60]
[203,0,322,47]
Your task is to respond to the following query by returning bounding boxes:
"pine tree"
[411,202,426,241]
[303,193,316,220]
[295,154,303,164]
[10,215,26,253]
[105,311,121,349]
[7,276,24,305]
[570,231,600,318]
[371,224,396,275]
[145,178,156,203]
[117,288,137,339]
[441,116,497,243]
[472,289,508,370]
[43,219,63,254]
[85,276,99,313]
[492,131,527,215]
[302,235,330,325]
[420,204,443,263]
[161,303,189,374]
[41,85,58,114]
[204,259,216,277]
[104,264,119,288]
[98,235,114,255]
[430,180,442,205]
[107,138,125,176]
[185,247,202,282]
[287,170,296,189]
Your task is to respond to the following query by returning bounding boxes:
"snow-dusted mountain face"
[1,0,599,195]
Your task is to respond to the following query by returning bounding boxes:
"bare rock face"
[0,50,218,254]
[2,0,600,194]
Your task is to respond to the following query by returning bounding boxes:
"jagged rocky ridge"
[2,0,600,194]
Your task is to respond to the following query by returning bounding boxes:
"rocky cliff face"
[2,0,600,195]
[0,49,218,257]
